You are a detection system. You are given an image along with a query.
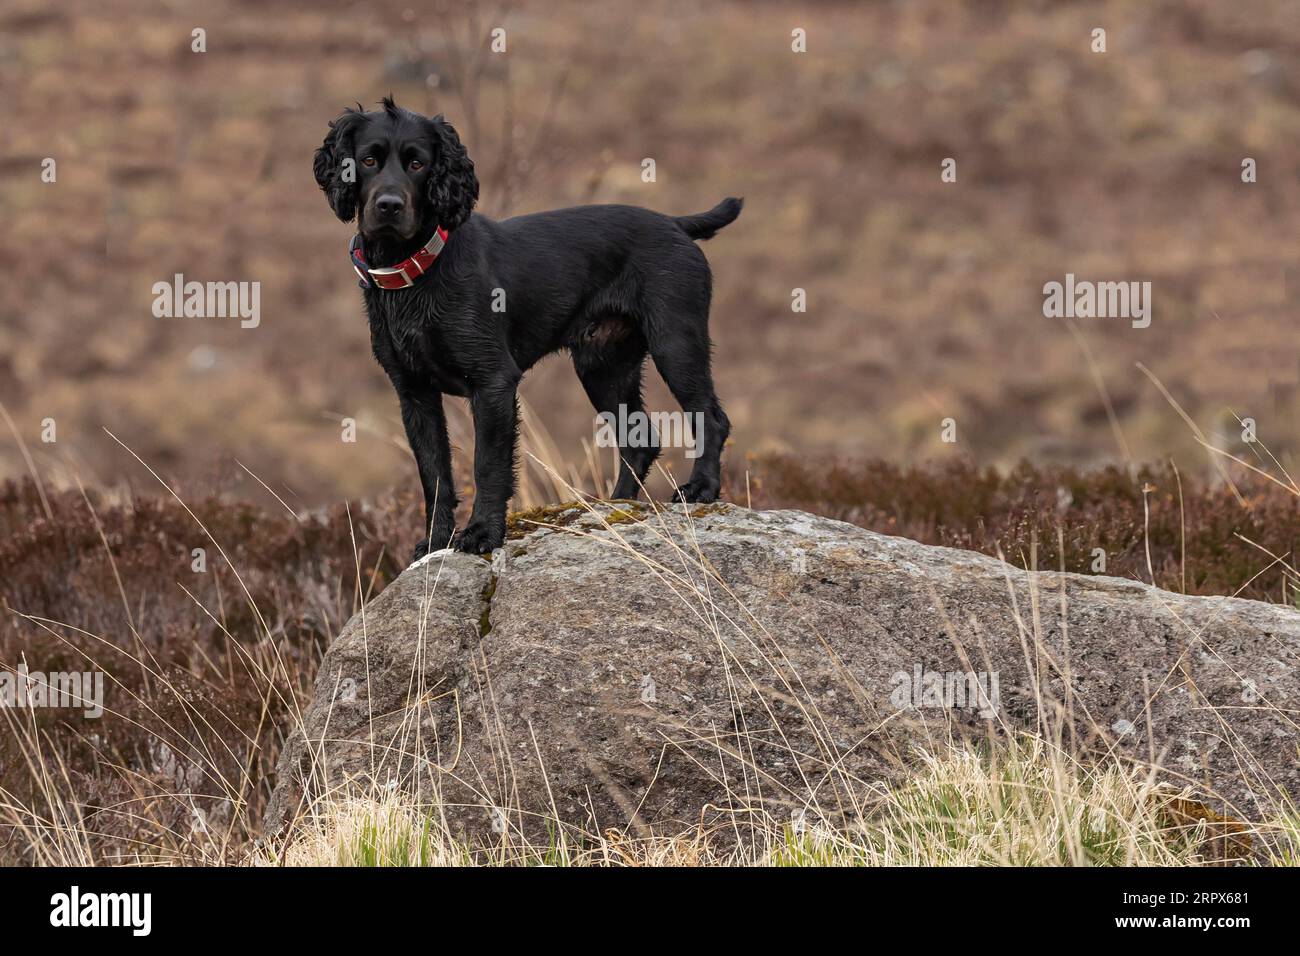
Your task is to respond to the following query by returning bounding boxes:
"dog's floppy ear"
[426,114,479,230]
[313,109,364,223]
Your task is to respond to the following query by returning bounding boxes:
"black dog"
[314,97,741,558]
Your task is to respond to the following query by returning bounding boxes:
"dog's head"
[313,97,479,241]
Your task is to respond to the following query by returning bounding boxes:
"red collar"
[350,226,449,290]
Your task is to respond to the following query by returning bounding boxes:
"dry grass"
[4,440,1300,865]
[730,453,1300,604]
[246,472,1300,867]
[5,0,1300,868]
[255,735,1291,867]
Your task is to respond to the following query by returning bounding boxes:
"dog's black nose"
[375,194,405,216]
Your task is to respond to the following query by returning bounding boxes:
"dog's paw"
[671,479,720,504]
[453,519,505,555]
[411,526,456,564]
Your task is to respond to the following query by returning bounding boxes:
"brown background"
[2,0,1299,509]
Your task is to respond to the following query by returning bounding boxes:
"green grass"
[258,737,1286,868]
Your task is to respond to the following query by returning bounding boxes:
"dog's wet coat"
[315,97,742,557]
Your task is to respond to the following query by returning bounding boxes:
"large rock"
[265,502,1300,843]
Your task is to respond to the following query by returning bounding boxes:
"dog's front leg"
[399,388,458,562]
[455,374,520,554]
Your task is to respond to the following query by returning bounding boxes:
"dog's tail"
[674,197,743,241]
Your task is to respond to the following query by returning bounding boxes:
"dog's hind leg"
[646,324,731,504]
[575,347,658,500]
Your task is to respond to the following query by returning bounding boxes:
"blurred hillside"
[2,0,1300,507]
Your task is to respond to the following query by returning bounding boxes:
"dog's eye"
[361,156,377,168]
[409,160,423,171]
